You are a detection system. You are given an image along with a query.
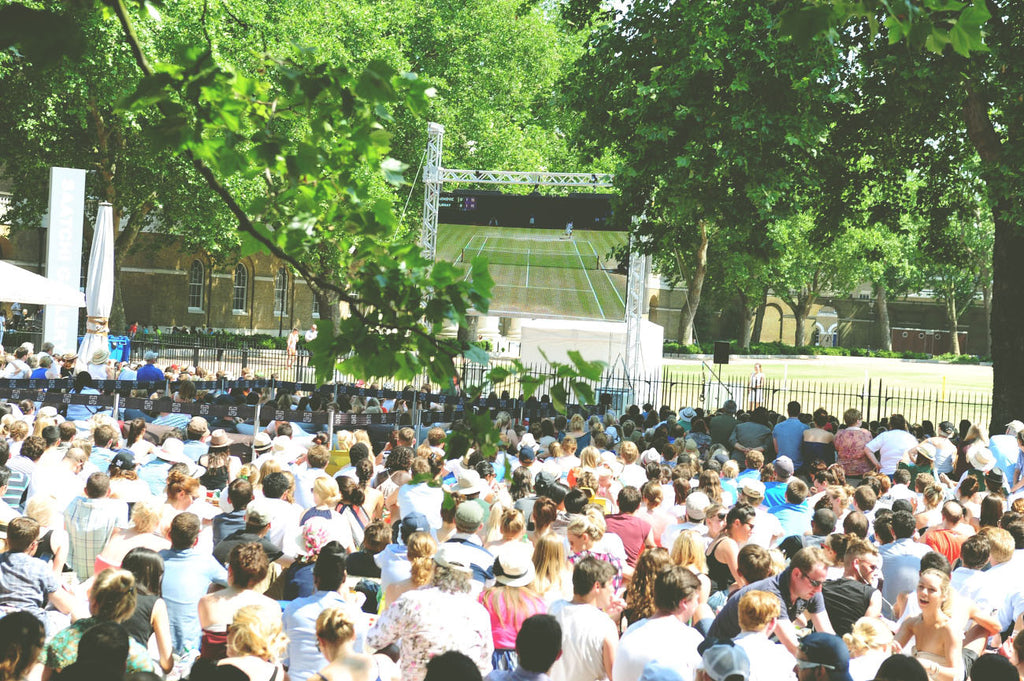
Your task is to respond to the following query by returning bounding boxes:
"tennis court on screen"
[436,224,628,321]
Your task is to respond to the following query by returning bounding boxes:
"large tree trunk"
[673,222,709,346]
[752,288,768,345]
[737,289,758,349]
[793,299,810,347]
[962,85,1021,431]
[980,264,992,356]
[874,281,892,351]
[945,294,961,355]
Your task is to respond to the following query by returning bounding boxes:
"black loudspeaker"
[713,341,730,365]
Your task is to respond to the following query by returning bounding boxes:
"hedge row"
[662,340,990,364]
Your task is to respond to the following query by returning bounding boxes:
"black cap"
[111,450,136,470]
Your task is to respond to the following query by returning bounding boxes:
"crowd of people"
[2,340,1024,681]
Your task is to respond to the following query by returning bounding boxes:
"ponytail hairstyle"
[407,532,438,587]
[90,568,137,623]
[316,606,357,648]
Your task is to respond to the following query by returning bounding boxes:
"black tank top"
[706,537,735,593]
[123,592,158,646]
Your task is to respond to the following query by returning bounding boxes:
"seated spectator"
[368,545,493,681]
[214,500,285,567]
[58,620,132,681]
[214,604,287,680]
[769,479,813,539]
[733,590,797,681]
[797,633,854,681]
[548,556,621,681]
[844,617,894,681]
[485,613,561,681]
[120,547,174,674]
[708,547,834,655]
[696,642,750,681]
[63,472,129,581]
[345,520,387,578]
[604,487,655,568]
[821,536,882,637]
[0,516,75,634]
[198,542,279,662]
[95,499,171,573]
[284,541,369,681]
[44,568,153,676]
[0,611,45,681]
[213,478,254,545]
[313,606,399,681]
[613,566,704,681]
[160,512,228,654]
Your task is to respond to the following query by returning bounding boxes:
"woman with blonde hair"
[95,498,171,573]
[844,617,894,681]
[43,568,153,676]
[566,512,626,588]
[384,531,437,605]
[313,607,399,681]
[532,532,571,605]
[482,547,546,670]
[25,495,69,576]
[486,506,526,551]
[671,530,714,624]
[895,569,962,681]
[915,482,946,531]
[217,604,287,680]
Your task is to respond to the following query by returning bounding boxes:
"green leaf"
[520,375,544,400]
[550,383,568,414]
[381,157,407,185]
[778,6,836,43]
[465,343,490,365]
[0,6,85,66]
[567,350,606,381]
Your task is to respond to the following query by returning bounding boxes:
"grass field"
[663,355,993,393]
[436,224,628,321]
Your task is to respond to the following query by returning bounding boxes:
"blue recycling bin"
[109,336,131,362]
[75,335,131,362]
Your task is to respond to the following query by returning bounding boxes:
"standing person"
[548,557,623,681]
[709,401,739,448]
[835,410,876,479]
[773,402,809,473]
[286,327,300,369]
[749,363,766,411]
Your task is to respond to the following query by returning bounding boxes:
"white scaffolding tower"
[420,122,649,379]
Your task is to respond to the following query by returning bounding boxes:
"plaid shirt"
[0,551,57,621]
[63,496,128,580]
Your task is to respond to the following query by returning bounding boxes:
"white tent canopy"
[0,260,86,307]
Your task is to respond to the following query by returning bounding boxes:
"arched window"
[232,264,248,312]
[274,267,288,316]
[188,261,204,310]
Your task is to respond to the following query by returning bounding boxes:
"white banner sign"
[43,167,86,353]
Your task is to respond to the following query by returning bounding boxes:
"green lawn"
[436,223,628,321]
[663,355,992,394]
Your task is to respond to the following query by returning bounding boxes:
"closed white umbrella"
[76,202,115,377]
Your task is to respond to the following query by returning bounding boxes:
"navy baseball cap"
[798,633,853,681]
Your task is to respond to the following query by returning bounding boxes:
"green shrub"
[662,340,984,363]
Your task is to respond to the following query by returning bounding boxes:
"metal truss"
[419,122,645,379]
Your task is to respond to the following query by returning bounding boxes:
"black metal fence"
[123,338,992,428]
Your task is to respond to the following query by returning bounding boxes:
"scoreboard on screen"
[439,195,477,212]
[438,190,614,231]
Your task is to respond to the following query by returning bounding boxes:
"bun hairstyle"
[90,568,137,623]
[500,507,525,538]
[165,469,198,498]
[316,607,356,647]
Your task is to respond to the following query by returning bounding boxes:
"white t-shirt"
[613,616,703,681]
[733,631,797,681]
[549,600,618,681]
[866,430,919,475]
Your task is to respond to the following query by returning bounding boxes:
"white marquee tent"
[0,260,86,307]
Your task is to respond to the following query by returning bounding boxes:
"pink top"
[479,589,547,650]
[835,427,875,476]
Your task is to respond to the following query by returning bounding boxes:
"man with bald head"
[922,500,974,564]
